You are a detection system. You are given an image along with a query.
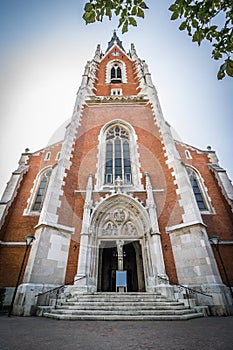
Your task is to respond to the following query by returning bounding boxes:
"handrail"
[36,275,86,309]
[36,275,86,301]
[158,275,212,309]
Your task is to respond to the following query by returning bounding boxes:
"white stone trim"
[185,150,192,159]
[55,152,61,161]
[186,165,214,214]
[105,59,127,84]
[139,70,203,224]
[209,164,233,212]
[34,222,75,235]
[0,165,29,229]
[23,166,53,216]
[0,240,26,246]
[166,220,206,234]
[111,88,122,96]
[44,152,51,161]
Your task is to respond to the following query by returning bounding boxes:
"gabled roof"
[106,30,125,53]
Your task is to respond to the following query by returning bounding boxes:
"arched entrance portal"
[97,240,145,292]
[75,193,167,293]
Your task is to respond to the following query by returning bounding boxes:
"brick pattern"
[56,100,181,283]
[0,143,62,286]
[176,142,233,284]
[94,46,140,96]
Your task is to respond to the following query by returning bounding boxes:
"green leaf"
[105,7,112,18]
[131,6,137,15]
[217,69,225,80]
[129,16,137,26]
[115,6,121,16]
[192,19,199,28]
[84,2,93,12]
[212,50,222,60]
[140,1,149,9]
[226,59,233,77]
[118,16,125,28]
[171,12,179,20]
[122,20,129,34]
[83,10,96,24]
[192,30,204,45]
[137,7,145,18]
[179,21,186,31]
[169,4,177,12]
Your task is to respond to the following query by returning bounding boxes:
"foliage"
[169,1,233,79]
[82,0,233,79]
[83,0,149,34]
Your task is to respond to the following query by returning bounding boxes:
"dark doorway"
[124,242,140,292]
[98,243,118,292]
[98,240,145,292]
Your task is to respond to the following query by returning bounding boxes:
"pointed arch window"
[105,125,131,184]
[187,167,209,211]
[111,64,122,83]
[32,169,52,212]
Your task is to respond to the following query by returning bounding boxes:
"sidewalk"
[0,315,233,350]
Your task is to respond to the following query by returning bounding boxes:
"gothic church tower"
[1,32,233,316]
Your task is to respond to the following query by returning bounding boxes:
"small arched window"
[32,169,52,212]
[187,167,209,211]
[56,152,61,161]
[111,64,122,83]
[44,152,51,161]
[185,150,192,159]
[105,125,131,184]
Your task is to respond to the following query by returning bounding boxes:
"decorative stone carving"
[99,207,138,237]
[113,208,125,224]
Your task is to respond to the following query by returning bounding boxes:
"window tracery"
[105,125,131,185]
[32,169,52,212]
[186,167,212,212]
[24,167,52,215]
[96,121,142,190]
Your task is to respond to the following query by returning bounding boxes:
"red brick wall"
[94,46,140,96]
[0,143,62,286]
[59,102,181,283]
[176,142,233,284]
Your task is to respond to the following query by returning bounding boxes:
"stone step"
[68,295,173,303]
[51,308,195,316]
[58,303,188,310]
[38,292,204,321]
[70,297,170,302]
[62,300,183,306]
[43,312,204,321]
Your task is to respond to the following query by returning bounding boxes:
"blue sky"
[0,0,232,196]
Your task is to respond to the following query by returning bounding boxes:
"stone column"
[73,174,94,293]
[117,240,125,292]
[144,173,169,293]
[117,240,124,271]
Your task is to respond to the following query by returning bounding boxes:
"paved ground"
[0,315,233,350]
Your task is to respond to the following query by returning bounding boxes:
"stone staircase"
[36,292,204,320]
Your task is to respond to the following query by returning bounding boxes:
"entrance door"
[123,241,145,292]
[98,244,118,292]
[98,240,145,292]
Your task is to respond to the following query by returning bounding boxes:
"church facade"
[0,33,233,316]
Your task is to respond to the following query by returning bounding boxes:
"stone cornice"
[85,94,149,106]
[34,221,75,235]
[166,220,207,234]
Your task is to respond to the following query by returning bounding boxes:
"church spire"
[106,30,125,53]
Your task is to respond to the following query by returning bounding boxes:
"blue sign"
[116,270,127,292]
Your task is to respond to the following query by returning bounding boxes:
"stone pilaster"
[73,174,94,293]
[167,222,233,315]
